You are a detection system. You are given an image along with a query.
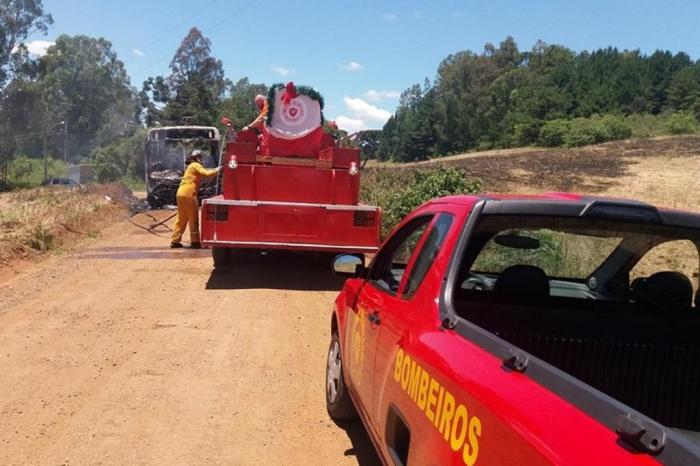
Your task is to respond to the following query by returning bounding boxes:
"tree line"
[0,1,265,186]
[377,37,700,161]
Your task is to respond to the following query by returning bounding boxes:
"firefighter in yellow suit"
[171,150,220,249]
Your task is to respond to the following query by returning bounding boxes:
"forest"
[377,37,700,161]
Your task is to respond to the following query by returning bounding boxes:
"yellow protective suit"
[171,161,218,244]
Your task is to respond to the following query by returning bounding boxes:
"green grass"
[120,176,146,192]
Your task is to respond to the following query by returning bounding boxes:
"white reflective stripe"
[203,199,379,212]
[203,239,378,251]
[325,204,377,212]
[205,199,258,206]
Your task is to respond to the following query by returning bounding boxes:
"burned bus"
[145,126,222,208]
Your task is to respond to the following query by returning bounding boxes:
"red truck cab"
[327,193,700,465]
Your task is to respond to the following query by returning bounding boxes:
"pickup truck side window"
[402,213,455,297]
[369,215,434,294]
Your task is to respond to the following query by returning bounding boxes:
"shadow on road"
[334,420,382,466]
[205,251,347,291]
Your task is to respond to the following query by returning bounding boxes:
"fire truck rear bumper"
[200,199,381,253]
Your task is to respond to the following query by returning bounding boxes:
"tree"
[668,66,700,113]
[352,130,382,160]
[37,34,137,161]
[217,77,268,129]
[0,0,53,87]
[140,27,227,126]
[91,128,146,181]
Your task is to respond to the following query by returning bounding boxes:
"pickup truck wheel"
[212,247,231,267]
[326,332,358,420]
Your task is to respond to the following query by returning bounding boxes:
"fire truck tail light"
[206,205,228,221]
[349,162,359,176]
[353,211,376,227]
[228,156,238,170]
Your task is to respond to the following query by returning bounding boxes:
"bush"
[538,120,571,147]
[378,167,481,236]
[7,155,67,188]
[600,115,632,140]
[563,119,608,147]
[666,112,697,135]
[539,115,632,148]
[512,118,542,146]
[92,145,124,182]
[91,129,147,182]
[26,223,54,251]
[625,113,668,138]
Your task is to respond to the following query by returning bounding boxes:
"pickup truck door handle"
[368,312,381,325]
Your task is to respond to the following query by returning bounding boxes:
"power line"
[134,0,260,76]
[204,0,259,34]
[139,0,221,52]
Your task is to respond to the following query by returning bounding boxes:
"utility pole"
[63,121,69,163]
[43,121,65,181]
[43,132,48,181]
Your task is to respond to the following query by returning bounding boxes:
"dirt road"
[0,214,379,465]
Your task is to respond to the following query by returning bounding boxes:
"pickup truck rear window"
[472,227,622,279]
[460,215,700,303]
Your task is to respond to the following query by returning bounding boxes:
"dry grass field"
[0,184,135,264]
[369,136,700,210]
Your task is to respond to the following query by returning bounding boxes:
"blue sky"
[28,0,700,131]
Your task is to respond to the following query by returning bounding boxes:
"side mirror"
[332,254,366,278]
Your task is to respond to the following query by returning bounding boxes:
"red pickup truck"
[326,193,700,466]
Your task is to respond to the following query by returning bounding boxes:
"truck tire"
[212,247,232,267]
[326,332,358,420]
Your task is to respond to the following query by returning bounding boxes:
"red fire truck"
[200,83,381,265]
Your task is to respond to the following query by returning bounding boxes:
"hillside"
[365,135,700,211]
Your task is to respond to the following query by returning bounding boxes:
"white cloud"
[272,65,296,76]
[132,48,145,57]
[336,96,393,132]
[343,97,392,123]
[413,11,425,19]
[364,89,400,102]
[383,13,398,21]
[23,40,54,57]
[340,61,364,72]
[335,116,366,133]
